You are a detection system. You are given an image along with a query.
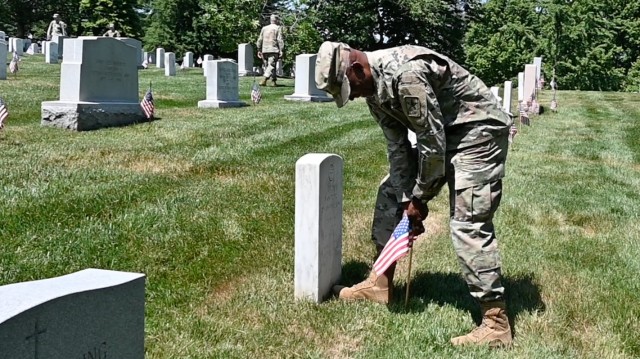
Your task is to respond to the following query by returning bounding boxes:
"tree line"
[1,0,638,91]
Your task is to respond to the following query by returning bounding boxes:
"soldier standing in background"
[256,14,284,86]
[315,41,514,348]
[46,13,67,40]
[103,23,121,38]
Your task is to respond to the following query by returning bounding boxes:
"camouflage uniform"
[103,29,121,38]
[365,46,512,303]
[47,19,66,40]
[256,22,284,81]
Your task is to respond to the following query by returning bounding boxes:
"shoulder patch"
[404,96,421,118]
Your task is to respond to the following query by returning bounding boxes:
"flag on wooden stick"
[373,214,414,276]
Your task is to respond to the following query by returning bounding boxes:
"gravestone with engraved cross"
[0,268,145,359]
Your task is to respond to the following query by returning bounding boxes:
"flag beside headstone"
[372,214,413,276]
[0,97,8,130]
[251,81,262,105]
[141,85,154,119]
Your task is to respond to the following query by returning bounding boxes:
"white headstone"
[0,31,5,40]
[294,153,343,303]
[490,86,501,103]
[45,41,58,64]
[164,52,176,76]
[285,54,333,102]
[0,269,145,359]
[203,54,214,76]
[11,38,23,56]
[524,64,537,102]
[276,58,284,77]
[41,37,145,131]
[238,43,258,76]
[198,60,247,108]
[203,54,214,61]
[26,43,40,54]
[144,51,155,65]
[52,35,66,58]
[183,51,194,67]
[155,47,165,68]
[533,57,543,82]
[7,37,14,52]
[517,72,525,102]
[503,81,513,113]
[0,39,6,80]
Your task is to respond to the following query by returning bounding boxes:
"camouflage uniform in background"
[366,46,512,303]
[47,18,67,40]
[256,19,284,83]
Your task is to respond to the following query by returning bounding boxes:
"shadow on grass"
[337,260,545,335]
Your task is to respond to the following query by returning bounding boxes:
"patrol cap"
[53,13,60,19]
[315,41,351,108]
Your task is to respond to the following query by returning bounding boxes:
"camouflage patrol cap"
[315,41,351,108]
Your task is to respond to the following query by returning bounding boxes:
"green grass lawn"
[1,54,639,358]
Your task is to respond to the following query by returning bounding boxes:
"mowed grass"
[1,54,639,358]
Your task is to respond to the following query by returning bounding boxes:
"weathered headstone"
[164,52,176,76]
[42,37,144,131]
[238,43,258,76]
[533,56,543,85]
[116,38,143,66]
[155,47,165,68]
[183,51,194,67]
[26,43,40,55]
[503,80,513,113]
[198,60,247,108]
[0,38,6,80]
[294,153,343,303]
[0,268,145,359]
[285,54,332,102]
[45,42,58,64]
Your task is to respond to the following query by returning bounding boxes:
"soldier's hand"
[405,197,428,237]
[279,51,283,57]
[257,52,263,59]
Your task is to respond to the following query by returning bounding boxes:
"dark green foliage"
[79,0,143,38]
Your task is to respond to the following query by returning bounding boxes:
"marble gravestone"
[52,35,67,58]
[237,43,258,76]
[490,86,501,103]
[533,56,543,87]
[41,37,145,131]
[164,52,176,76]
[198,60,246,108]
[202,54,214,76]
[294,153,343,303]
[11,38,23,56]
[0,37,6,80]
[0,268,145,359]
[285,54,332,102]
[183,51,194,68]
[26,43,40,55]
[144,51,155,65]
[517,72,525,103]
[524,64,537,104]
[156,47,165,68]
[503,80,513,114]
[45,42,58,64]
[116,38,143,67]
[276,58,284,77]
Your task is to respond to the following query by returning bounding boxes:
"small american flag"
[373,214,413,276]
[140,86,154,119]
[251,81,262,105]
[508,124,518,144]
[0,97,8,130]
[519,110,530,126]
[196,56,203,65]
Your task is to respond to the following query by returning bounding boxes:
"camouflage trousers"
[262,53,279,81]
[371,135,508,302]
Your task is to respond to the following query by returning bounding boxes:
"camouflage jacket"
[47,20,66,38]
[365,46,512,202]
[256,24,284,54]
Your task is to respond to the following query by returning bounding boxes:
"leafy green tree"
[79,0,143,38]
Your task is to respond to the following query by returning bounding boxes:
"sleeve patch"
[404,96,421,118]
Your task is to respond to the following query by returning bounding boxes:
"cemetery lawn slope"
[1,55,639,358]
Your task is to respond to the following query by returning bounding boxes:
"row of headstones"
[147,43,285,77]
[487,56,544,116]
[37,36,331,130]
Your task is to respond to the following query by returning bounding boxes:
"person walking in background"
[315,41,513,348]
[256,14,284,87]
[46,13,67,40]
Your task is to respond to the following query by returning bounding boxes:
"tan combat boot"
[271,79,278,87]
[259,78,267,86]
[450,301,512,348]
[333,264,395,304]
